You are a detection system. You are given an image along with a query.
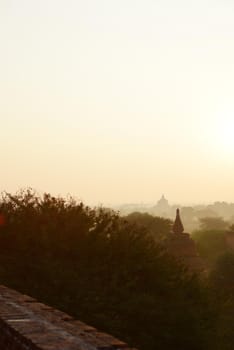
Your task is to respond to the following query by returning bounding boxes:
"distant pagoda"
[164,209,206,273]
[172,208,184,234]
[157,194,169,208]
[154,194,170,216]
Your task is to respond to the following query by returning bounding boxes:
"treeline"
[117,201,234,232]
[0,189,232,350]
[125,211,234,349]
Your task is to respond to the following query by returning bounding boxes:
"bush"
[0,189,215,350]
[192,229,228,265]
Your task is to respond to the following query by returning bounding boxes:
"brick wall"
[0,285,137,350]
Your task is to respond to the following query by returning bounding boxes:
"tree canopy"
[0,189,220,350]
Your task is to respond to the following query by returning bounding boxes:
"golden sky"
[1,0,234,204]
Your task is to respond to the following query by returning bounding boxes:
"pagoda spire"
[172,208,184,234]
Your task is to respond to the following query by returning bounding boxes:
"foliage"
[124,212,172,241]
[192,229,228,264]
[209,252,234,296]
[0,189,216,350]
[208,252,234,350]
[227,224,234,234]
[199,217,228,231]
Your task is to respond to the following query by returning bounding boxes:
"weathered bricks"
[0,285,138,350]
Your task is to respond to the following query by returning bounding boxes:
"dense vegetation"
[0,189,233,349]
[124,212,172,241]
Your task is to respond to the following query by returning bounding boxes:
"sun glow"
[211,113,234,158]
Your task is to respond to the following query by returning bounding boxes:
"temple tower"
[164,209,205,272]
[154,194,170,216]
[173,208,184,234]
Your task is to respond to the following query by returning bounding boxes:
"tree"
[0,189,214,350]
[209,252,234,350]
[210,252,234,294]
[199,217,228,231]
[192,229,228,264]
[124,212,172,241]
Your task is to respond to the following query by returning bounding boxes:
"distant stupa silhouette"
[157,194,168,207]
[165,208,206,272]
[172,208,184,234]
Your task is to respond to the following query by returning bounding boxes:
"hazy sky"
[1,0,234,205]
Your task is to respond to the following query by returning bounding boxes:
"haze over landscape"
[2,0,234,204]
[3,2,234,350]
